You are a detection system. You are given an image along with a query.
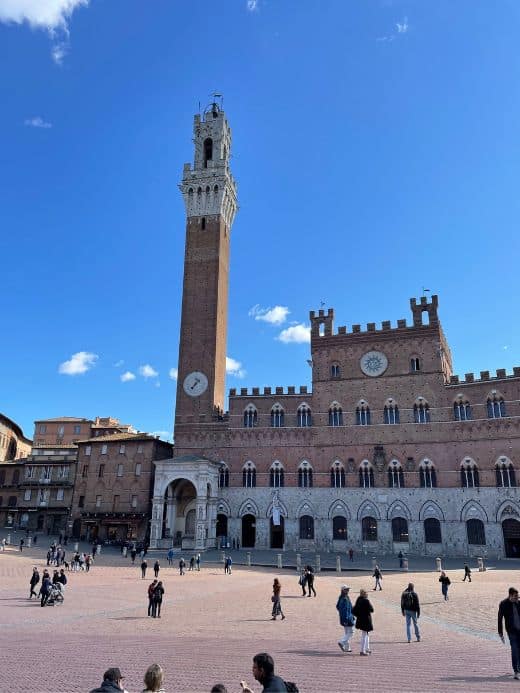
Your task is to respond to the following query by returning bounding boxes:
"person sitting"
[142,663,166,692]
[90,667,128,693]
[241,652,292,692]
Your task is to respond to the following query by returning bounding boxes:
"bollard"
[477,556,485,572]
[402,558,409,572]
[296,553,301,571]
[277,553,282,569]
[6,533,10,545]
[336,555,341,573]
[371,557,377,571]
[27,537,32,548]
[315,554,321,573]
[246,551,251,567]
[74,542,79,552]
[97,544,102,555]
[436,557,442,572]
[122,546,127,558]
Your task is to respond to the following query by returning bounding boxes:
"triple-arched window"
[329,403,343,427]
[496,457,516,488]
[454,398,472,421]
[487,394,506,419]
[243,405,257,428]
[388,460,404,488]
[419,460,437,488]
[242,461,256,488]
[356,402,371,426]
[359,461,374,488]
[330,461,345,488]
[270,404,284,428]
[218,465,229,488]
[384,402,400,424]
[414,400,430,423]
[297,404,312,427]
[270,461,284,488]
[298,461,313,488]
[460,459,479,488]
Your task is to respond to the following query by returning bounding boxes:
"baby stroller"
[46,583,64,606]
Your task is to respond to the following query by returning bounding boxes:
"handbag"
[271,595,276,602]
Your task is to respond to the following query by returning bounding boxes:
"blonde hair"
[144,664,164,691]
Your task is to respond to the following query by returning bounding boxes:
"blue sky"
[1,0,519,442]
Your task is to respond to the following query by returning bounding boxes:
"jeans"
[509,631,520,673]
[339,625,353,650]
[360,631,370,654]
[374,577,382,590]
[405,610,420,641]
[442,586,449,601]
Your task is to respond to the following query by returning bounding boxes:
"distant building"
[70,433,172,543]
[0,413,31,461]
[33,416,134,447]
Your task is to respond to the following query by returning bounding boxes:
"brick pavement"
[0,542,518,692]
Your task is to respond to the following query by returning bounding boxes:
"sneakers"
[360,652,369,656]
[416,637,421,642]
[514,673,519,680]
[281,615,286,620]
[338,643,346,652]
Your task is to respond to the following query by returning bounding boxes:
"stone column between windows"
[207,497,218,549]
[150,496,165,549]
[195,497,207,550]
[165,498,177,541]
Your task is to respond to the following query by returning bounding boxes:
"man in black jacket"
[29,567,40,599]
[90,667,128,693]
[241,653,290,692]
[401,582,421,643]
[498,587,520,679]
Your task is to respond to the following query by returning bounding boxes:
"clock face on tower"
[183,371,208,397]
[360,351,388,377]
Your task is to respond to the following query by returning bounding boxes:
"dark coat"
[498,598,520,636]
[30,571,40,587]
[352,595,374,632]
[400,589,420,615]
[40,577,52,595]
[261,674,288,692]
[153,586,164,603]
[90,680,124,693]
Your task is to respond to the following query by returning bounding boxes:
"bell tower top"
[180,103,238,229]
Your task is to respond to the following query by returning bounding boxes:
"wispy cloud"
[277,324,311,344]
[247,0,259,11]
[58,351,98,375]
[151,430,173,442]
[377,16,410,42]
[120,371,136,382]
[24,116,52,129]
[114,359,124,368]
[249,304,290,326]
[226,356,246,378]
[0,0,89,64]
[169,367,178,381]
[139,364,159,379]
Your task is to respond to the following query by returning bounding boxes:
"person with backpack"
[152,581,164,618]
[336,585,355,652]
[240,652,298,692]
[372,565,383,591]
[401,582,421,643]
[439,571,451,600]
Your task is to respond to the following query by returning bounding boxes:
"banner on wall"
[272,507,281,526]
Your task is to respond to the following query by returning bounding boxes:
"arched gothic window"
[359,461,374,488]
[467,518,486,545]
[298,461,313,488]
[487,395,506,419]
[330,462,345,488]
[392,517,409,542]
[384,403,399,424]
[242,462,256,488]
[424,518,442,543]
[271,405,285,428]
[218,465,229,488]
[332,516,347,540]
[454,399,472,421]
[496,458,516,488]
[414,401,430,424]
[362,516,377,541]
[299,515,314,540]
[297,404,312,428]
[331,363,340,378]
[419,460,437,488]
[356,403,371,426]
[460,459,479,488]
[203,137,213,167]
[243,405,257,428]
[269,461,284,488]
[388,460,404,488]
[329,403,343,427]
[410,357,421,372]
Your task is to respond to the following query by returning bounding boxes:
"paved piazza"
[1,544,518,692]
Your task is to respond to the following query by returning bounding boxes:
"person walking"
[196,553,201,571]
[147,579,158,616]
[299,569,307,596]
[463,563,472,582]
[167,548,174,566]
[189,556,195,571]
[179,557,185,575]
[85,554,92,572]
[348,548,354,562]
[141,559,148,579]
[336,585,355,653]
[352,588,374,656]
[152,581,164,618]
[373,565,383,591]
[226,556,232,574]
[40,570,52,607]
[19,538,24,552]
[58,569,68,591]
[131,548,137,564]
[439,571,451,601]
[306,566,316,597]
[154,560,160,578]
[398,551,403,569]
[498,587,520,680]
[142,663,166,692]
[29,566,40,599]
[401,582,421,643]
[271,578,285,621]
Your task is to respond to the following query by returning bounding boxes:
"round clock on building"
[183,371,208,397]
[360,351,388,377]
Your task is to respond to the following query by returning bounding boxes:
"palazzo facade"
[150,105,520,558]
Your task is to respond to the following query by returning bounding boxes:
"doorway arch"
[242,514,256,548]
[270,515,284,549]
[503,519,520,557]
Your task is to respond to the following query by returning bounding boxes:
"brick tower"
[175,103,238,426]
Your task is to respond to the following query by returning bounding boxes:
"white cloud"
[24,116,52,128]
[277,323,311,344]
[226,356,246,379]
[396,17,409,33]
[113,359,124,368]
[151,430,173,442]
[139,364,159,379]
[169,367,178,381]
[120,371,136,382]
[247,0,259,10]
[155,381,161,388]
[58,350,98,375]
[0,0,89,63]
[248,304,290,326]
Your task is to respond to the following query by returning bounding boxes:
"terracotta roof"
[76,432,166,444]
[34,417,91,423]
